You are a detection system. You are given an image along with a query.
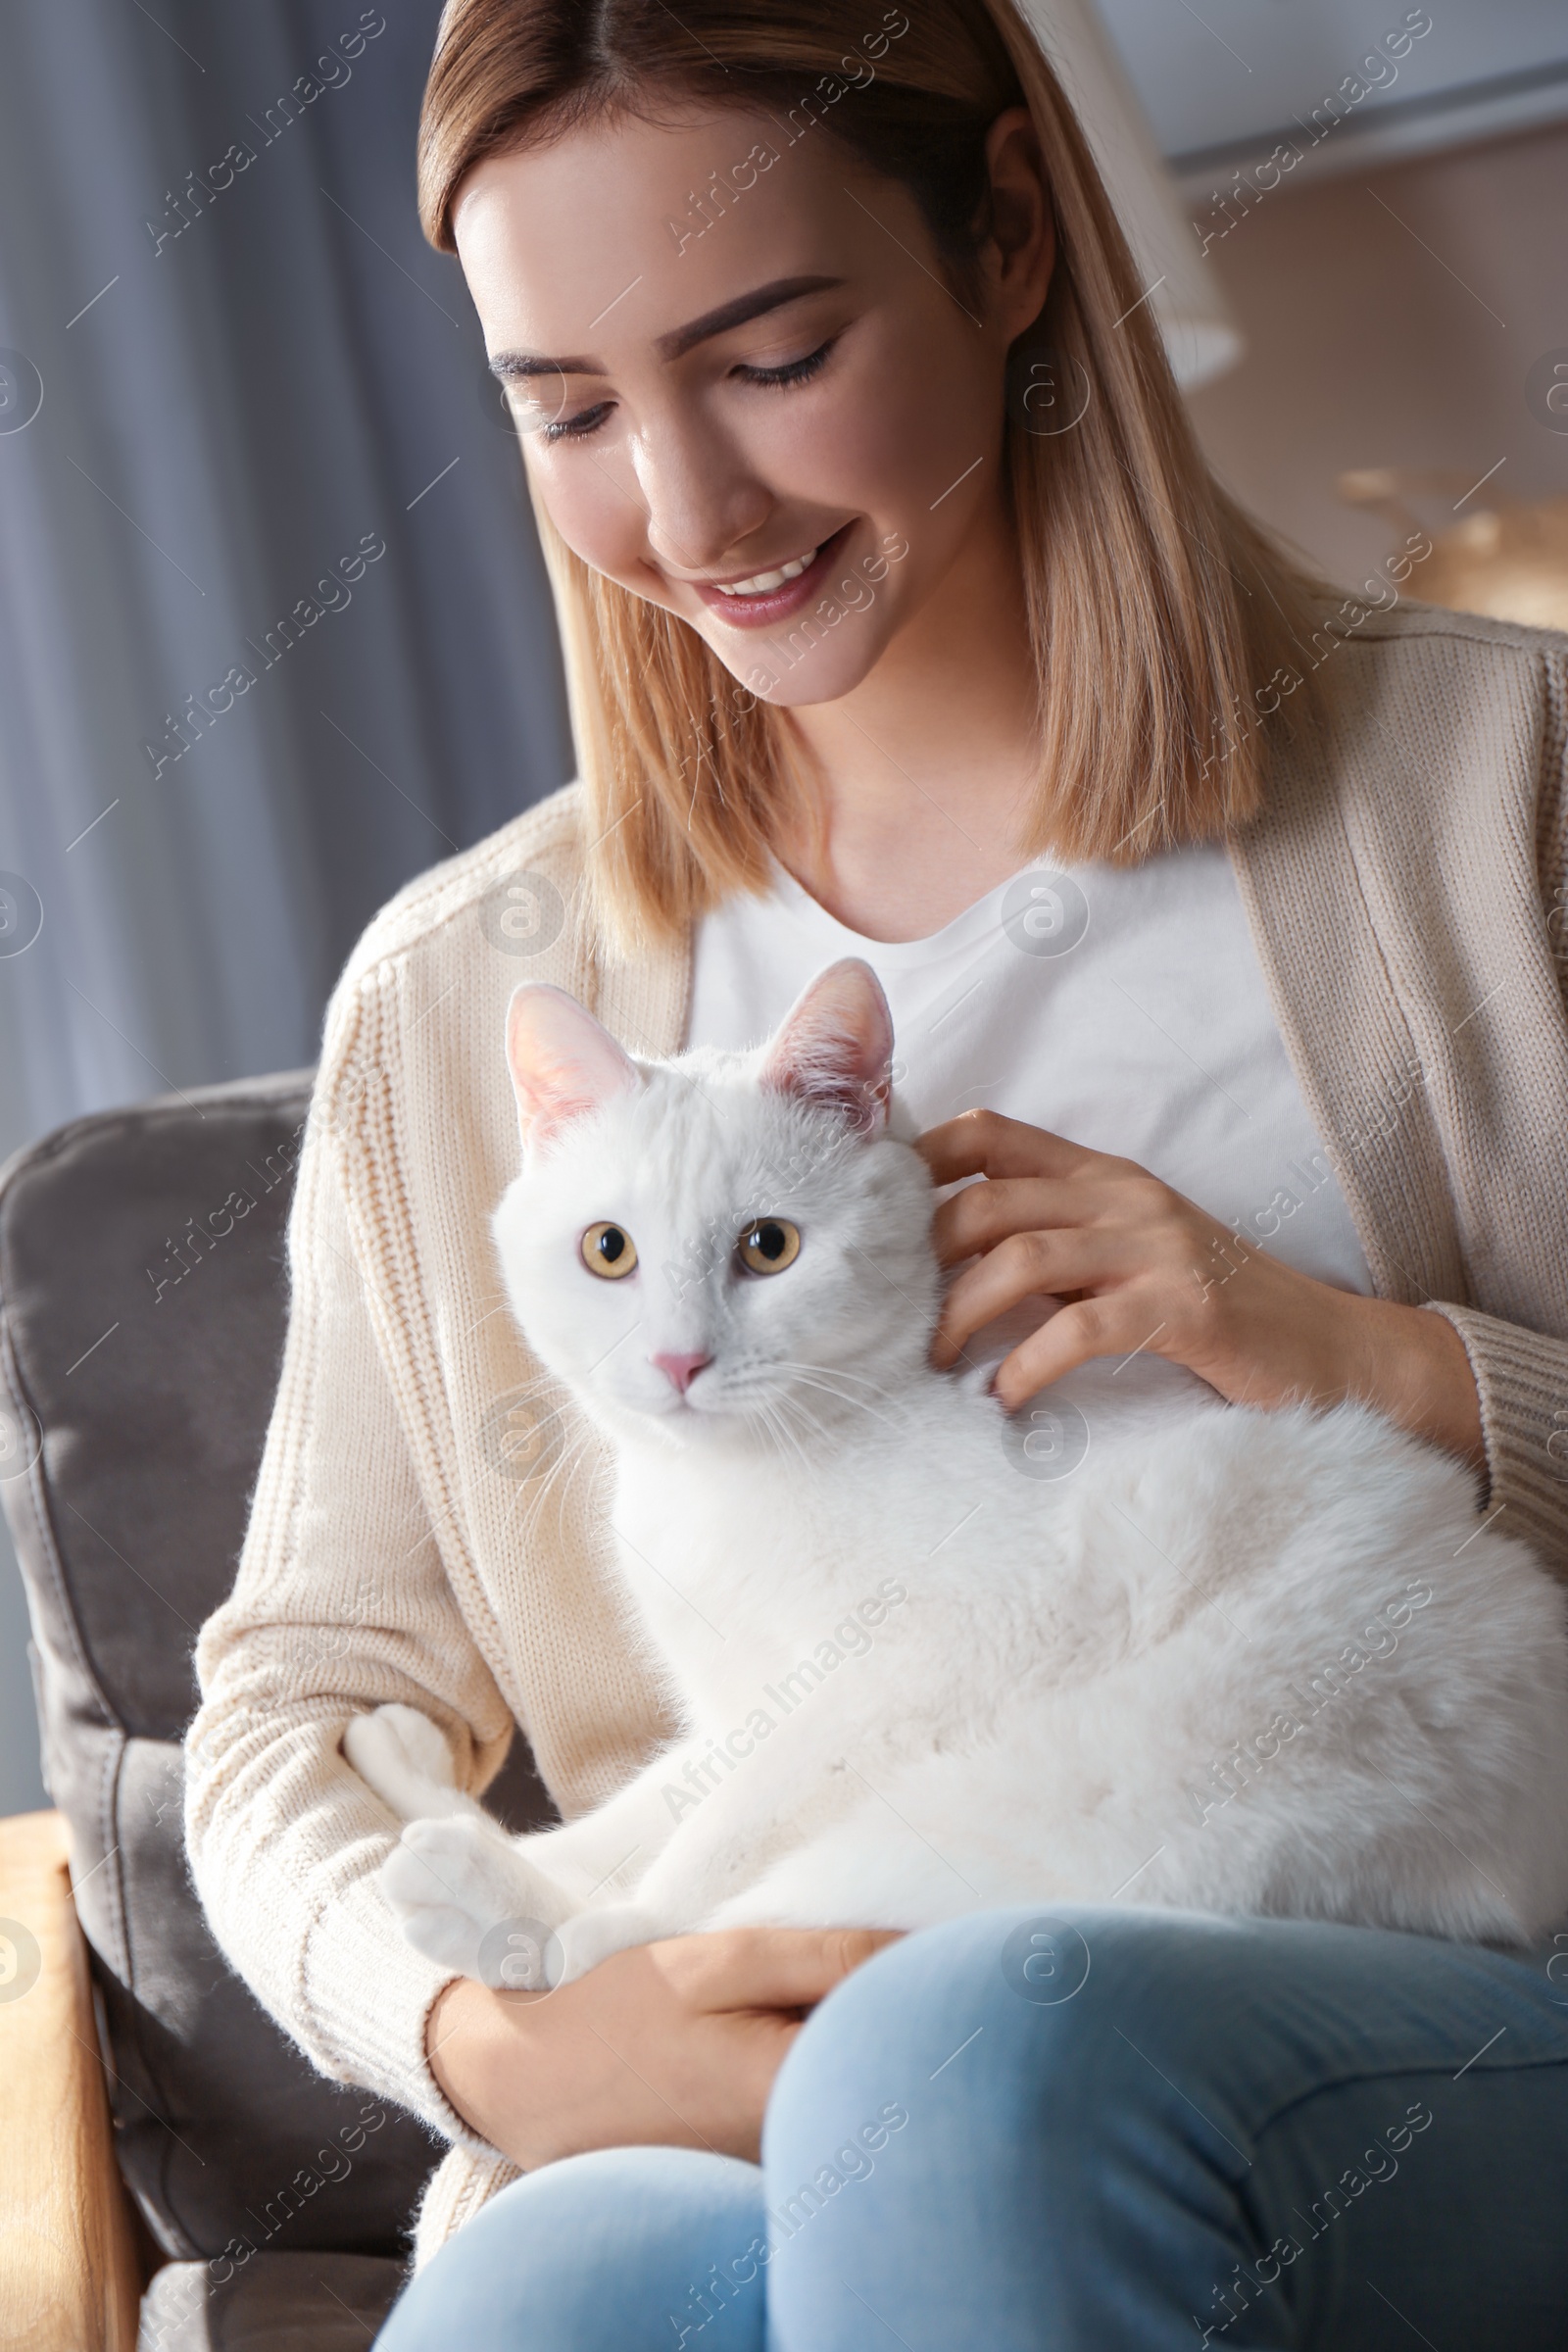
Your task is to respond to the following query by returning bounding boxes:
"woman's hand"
[918,1111,1486,1474]
[426,1926,895,2172]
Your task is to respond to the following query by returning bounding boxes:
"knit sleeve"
[1543,643,1568,1018]
[1419,1302,1568,1579]
[183,1014,512,2152]
[1419,644,1568,1582]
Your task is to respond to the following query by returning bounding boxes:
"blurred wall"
[1186,117,1568,585]
[0,1,572,1182]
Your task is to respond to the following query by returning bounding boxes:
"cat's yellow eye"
[737,1219,801,1276]
[581,1222,638,1279]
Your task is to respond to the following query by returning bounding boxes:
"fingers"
[929,1174,1089,1266]
[916,1109,1102,1187]
[989,1295,1184,1412]
[652,1925,901,2014]
[931,1228,1131,1366]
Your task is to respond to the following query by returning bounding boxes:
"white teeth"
[713,548,817,598]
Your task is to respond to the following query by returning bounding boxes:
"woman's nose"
[632,413,771,578]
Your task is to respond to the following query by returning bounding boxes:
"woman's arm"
[185,1086,517,2148]
[921,1111,1480,1457]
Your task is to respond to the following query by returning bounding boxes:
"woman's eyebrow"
[487,274,846,381]
[654,272,845,361]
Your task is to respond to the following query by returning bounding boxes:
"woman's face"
[453,100,1051,706]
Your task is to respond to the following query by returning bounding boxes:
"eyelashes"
[738,338,836,392]
[538,401,612,446]
[538,337,838,446]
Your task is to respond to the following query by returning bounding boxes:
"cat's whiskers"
[502,1415,603,1548]
[770,1364,906,1392]
[773,1384,874,1473]
[784,1376,901,1431]
[752,1393,818,1484]
[545,1421,609,1529]
[772,1358,902,1396]
[772,1361,908,1431]
[712,1355,908,1440]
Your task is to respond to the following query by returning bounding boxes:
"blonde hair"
[419,0,1322,948]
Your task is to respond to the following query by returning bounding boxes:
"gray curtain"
[0,0,573,1808]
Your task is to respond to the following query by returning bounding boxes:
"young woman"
[185,0,1568,2343]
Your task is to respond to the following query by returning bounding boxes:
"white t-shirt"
[686,844,1374,1438]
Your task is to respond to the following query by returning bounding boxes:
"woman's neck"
[776,492,1043,944]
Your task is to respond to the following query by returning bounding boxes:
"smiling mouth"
[713,548,818,597]
[689,524,854,628]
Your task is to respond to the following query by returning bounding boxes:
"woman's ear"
[505,984,640,1151]
[760,957,895,1134]
[982,105,1056,343]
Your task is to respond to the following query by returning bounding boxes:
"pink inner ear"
[506,984,639,1149]
[760,957,895,1132]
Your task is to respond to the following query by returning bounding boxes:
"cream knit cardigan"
[186,603,1568,2263]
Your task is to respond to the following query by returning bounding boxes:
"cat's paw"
[380,1815,568,1987]
[344,1703,465,1822]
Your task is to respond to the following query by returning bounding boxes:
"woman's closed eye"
[533,338,839,445]
[534,397,613,445]
[731,335,837,391]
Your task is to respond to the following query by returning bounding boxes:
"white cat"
[345,958,1568,1989]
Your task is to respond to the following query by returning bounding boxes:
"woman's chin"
[715,630,898,708]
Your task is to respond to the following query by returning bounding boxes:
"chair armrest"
[0,1810,141,2351]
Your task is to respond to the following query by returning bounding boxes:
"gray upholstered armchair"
[0,1075,552,2350]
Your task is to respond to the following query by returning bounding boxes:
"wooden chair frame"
[0,1811,143,2351]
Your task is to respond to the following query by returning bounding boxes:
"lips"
[715,549,818,597]
[689,523,855,629]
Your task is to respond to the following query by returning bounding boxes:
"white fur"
[347,963,1568,1987]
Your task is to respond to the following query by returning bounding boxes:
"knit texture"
[185,604,1568,2261]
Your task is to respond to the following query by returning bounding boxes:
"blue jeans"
[377,1907,1568,2348]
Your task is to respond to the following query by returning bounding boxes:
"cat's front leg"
[507,1735,732,1906]
[381,1813,581,1989]
[550,1899,675,1983]
[344,1702,483,1824]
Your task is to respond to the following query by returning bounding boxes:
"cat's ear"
[760,957,895,1134]
[505,984,640,1152]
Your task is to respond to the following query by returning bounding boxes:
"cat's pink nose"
[652,1350,711,1396]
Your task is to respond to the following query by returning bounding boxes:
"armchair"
[0,1074,553,2349]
